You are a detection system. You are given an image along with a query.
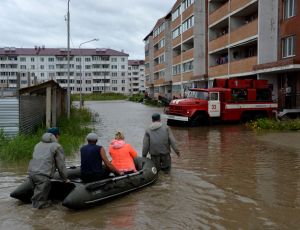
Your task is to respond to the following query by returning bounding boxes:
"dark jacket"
[142,122,180,157]
[28,133,68,180]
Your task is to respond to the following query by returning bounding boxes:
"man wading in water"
[142,113,180,172]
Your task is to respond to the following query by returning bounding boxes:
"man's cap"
[86,133,98,141]
[152,113,161,122]
[47,127,60,136]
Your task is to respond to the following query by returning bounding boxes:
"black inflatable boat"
[10,157,158,209]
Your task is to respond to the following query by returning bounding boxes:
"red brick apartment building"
[145,0,300,112]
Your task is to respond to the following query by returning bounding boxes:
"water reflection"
[1,101,300,229]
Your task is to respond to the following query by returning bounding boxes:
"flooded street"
[1,101,300,229]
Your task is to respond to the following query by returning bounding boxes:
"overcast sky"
[0,0,175,59]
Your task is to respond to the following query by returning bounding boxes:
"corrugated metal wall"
[0,98,19,136]
[19,95,46,134]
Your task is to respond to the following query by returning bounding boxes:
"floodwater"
[1,101,300,230]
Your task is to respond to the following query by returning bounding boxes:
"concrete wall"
[258,0,279,64]
[193,0,207,78]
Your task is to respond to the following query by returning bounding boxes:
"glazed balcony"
[209,63,229,78]
[230,19,258,44]
[209,1,229,26]
[209,33,228,52]
[230,56,257,74]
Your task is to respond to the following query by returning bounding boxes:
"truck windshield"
[187,91,209,100]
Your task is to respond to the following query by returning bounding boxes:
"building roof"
[128,60,145,66]
[0,47,129,57]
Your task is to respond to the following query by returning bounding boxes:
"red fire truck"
[164,79,278,126]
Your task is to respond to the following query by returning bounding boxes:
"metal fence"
[19,95,46,134]
[0,98,19,136]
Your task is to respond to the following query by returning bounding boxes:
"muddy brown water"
[1,101,300,229]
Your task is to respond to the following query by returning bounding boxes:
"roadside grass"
[0,107,94,162]
[71,92,128,101]
[128,93,144,102]
[247,118,300,131]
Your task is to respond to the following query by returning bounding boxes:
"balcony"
[173,54,182,65]
[172,36,181,48]
[182,28,194,41]
[209,63,229,78]
[153,48,165,58]
[182,72,194,81]
[182,48,194,62]
[209,1,229,26]
[209,33,228,52]
[230,56,257,74]
[154,63,165,72]
[182,5,194,21]
[231,0,256,13]
[154,78,165,85]
[230,19,258,44]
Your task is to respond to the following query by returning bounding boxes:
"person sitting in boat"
[109,131,138,175]
[80,133,121,183]
[28,127,70,209]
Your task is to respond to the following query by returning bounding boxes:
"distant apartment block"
[145,0,300,110]
[0,47,144,95]
[128,60,145,94]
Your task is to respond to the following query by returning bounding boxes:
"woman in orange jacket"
[109,131,138,174]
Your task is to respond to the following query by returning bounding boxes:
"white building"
[0,47,133,94]
[128,60,145,95]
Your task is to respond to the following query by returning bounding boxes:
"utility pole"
[67,0,71,118]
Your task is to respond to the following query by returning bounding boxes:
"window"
[40,65,44,69]
[121,58,125,62]
[282,36,295,58]
[40,57,44,62]
[182,61,193,72]
[85,58,91,62]
[111,57,117,62]
[31,57,35,62]
[172,26,181,39]
[182,16,194,33]
[182,0,194,11]
[20,57,26,62]
[153,23,165,37]
[284,0,295,19]
[172,6,181,21]
[48,57,54,62]
[172,64,181,75]
[20,65,26,69]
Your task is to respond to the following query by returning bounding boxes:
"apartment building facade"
[128,60,145,94]
[144,0,207,100]
[145,0,300,110]
[0,47,132,95]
